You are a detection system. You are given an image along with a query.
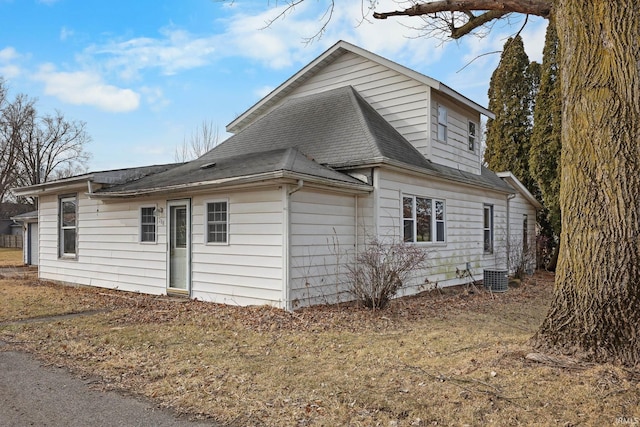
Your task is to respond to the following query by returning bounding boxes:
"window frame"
[403,195,446,244]
[139,205,157,244]
[483,204,494,253]
[205,199,229,245]
[59,194,78,259]
[468,121,477,151]
[437,104,448,142]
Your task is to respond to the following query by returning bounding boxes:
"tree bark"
[532,1,640,365]
[373,0,551,20]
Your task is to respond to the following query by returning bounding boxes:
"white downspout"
[283,179,304,311]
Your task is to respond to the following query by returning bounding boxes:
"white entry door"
[167,200,190,294]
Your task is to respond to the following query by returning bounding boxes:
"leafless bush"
[346,238,428,309]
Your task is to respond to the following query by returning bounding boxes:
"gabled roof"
[227,40,494,133]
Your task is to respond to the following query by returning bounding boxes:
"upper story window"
[140,206,157,243]
[206,200,228,244]
[468,121,477,151]
[59,195,77,258]
[437,105,448,142]
[484,204,494,253]
[403,196,446,243]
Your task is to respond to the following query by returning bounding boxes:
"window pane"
[436,222,445,242]
[402,197,413,219]
[403,219,414,242]
[208,223,227,243]
[435,201,444,221]
[438,124,447,141]
[484,230,491,252]
[416,198,432,242]
[62,200,76,227]
[63,229,76,254]
[174,208,187,248]
[484,207,491,228]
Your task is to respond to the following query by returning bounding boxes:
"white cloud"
[0,47,21,79]
[90,27,219,79]
[34,63,140,112]
[0,47,19,61]
[60,26,74,41]
[0,64,21,79]
[255,85,275,99]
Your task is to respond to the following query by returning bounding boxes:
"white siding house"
[15,40,541,310]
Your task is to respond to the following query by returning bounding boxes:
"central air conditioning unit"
[483,269,508,292]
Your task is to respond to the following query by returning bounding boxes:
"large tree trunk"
[533,1,640,365]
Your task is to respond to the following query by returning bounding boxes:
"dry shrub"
[346,238,427,309]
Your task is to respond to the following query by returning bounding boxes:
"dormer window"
[468,121,477,151]
[437,105,448,142]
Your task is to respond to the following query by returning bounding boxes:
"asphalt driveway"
[0,342,216,427]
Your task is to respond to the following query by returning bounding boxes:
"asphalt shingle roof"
[96,85,512,195]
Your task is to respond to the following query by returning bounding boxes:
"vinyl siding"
[506,192,538,274]
[376,168,510,295]
[430,92,483,174]
[190,189,284,307]
[37,193,167,296]
[288,188,357,308]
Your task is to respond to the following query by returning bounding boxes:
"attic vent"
[483,269,508,292]
[200,162,216,169]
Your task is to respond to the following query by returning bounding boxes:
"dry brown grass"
[0,248,24,267]
[1,273,639,426]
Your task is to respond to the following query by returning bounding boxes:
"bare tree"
[174,120,220,162]
[0,79,91,203]
[256,0,640,366]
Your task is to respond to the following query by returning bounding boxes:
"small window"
[523,214,529,251]
[437,105,448,142]
[206,201,228,244]
[403,195,446,243]
[59,195,77,257]
[140,207,156,243]
[484,205,494,253]
[468,121,476,151]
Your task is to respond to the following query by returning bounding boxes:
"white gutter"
[89,171,371,199]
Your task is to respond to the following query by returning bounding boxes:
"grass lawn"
[1,271,639,426]
[0,247,24,267]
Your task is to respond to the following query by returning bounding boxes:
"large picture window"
[59,195,77,257]
[206,200,228,244]
[140,207,157,243]
[403,196,446,243]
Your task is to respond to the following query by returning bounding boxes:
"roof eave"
[13,175,95,197]
[496,172,543,209]
[90,170,372,199]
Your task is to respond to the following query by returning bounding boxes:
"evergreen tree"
[484,36,537,191]
[530,19,562,268]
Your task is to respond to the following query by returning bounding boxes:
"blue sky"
[0,0,547,171]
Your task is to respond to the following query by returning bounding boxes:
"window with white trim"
[206,200,228,244]
[403,196,446,243]
[59,195,77,257]
[140,206,157,243]
[468,121,477,151]
[484,204,494,253]
[437,105,448,142]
